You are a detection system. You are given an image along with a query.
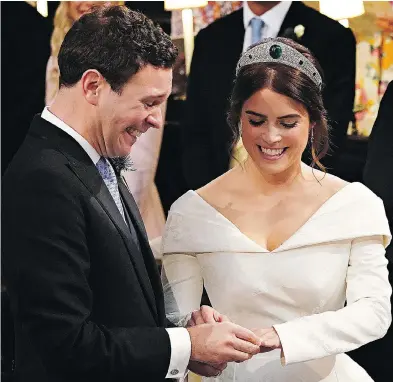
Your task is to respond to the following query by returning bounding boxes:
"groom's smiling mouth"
[126,127,143,138]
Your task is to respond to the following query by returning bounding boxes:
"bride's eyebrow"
[278,114,301,119]
[245,111,266,118]
[245,111,301,119]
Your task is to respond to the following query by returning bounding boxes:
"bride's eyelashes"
[249,119,266,127]
[248,119,299,129]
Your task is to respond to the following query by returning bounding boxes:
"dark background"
[1,1,172,174]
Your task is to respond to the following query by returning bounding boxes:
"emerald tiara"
[236,39,323,89]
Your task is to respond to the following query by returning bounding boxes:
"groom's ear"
[81,69,105,106]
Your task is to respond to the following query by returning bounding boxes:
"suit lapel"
[225,9,245,81]
[29,116,160,323]
[118,179,165,323]
[64,153,159,323]
[118,176,149,242]
[278,1,303,37]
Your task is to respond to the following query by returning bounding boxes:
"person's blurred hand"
[187,305,230,327]
[188,360,227,377]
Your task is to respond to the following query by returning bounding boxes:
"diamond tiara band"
[236,39,323,89]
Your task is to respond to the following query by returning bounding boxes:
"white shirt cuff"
[165,327,191,379]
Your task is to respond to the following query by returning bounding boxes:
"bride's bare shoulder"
[196,168,240,207]
[303,165,349,194]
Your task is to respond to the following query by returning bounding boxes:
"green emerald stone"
[269,45,282,59]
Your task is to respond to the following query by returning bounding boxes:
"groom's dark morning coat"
[2,115,175,382]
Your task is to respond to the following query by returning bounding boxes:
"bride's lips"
[257,145,288,161]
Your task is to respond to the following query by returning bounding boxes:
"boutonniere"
[294,24,305,39]
[109,155,135,174]
[282,24,305,41]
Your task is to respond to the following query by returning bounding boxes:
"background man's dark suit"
[183,2,356,190]
[2,116,173,382]
[364,81,393,261]
[1,2,52,175]
[355,81,393,382]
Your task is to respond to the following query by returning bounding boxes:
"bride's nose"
[261,126,282,145]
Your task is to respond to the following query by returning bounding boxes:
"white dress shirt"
[41,107,101,165]
[242,0,292,52]
[41,107,191,379]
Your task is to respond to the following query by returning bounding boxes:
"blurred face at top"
[240,88,311,175]
[68,2,110,21]
[86,65,172,158]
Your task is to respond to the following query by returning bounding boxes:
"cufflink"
[170,369,179,376]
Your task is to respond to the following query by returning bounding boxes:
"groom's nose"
[146,106,163,129]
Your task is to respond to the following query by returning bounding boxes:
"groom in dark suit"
[183,1,356,190]
[2,6,261,382]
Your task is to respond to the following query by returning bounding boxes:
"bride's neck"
[243,157,303,195]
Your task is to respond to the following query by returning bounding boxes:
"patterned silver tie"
[96,157,125,221]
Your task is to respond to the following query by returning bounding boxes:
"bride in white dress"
[160,38,392,381]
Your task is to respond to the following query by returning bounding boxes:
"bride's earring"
[310,128,314,144]
[238,120,243,135]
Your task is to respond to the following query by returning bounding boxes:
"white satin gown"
[161,182,392,381]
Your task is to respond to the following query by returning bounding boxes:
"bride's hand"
[252,328,282,352]
[187,305,230,327]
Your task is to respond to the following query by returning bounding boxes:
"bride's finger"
[259,345,275,353]
[191,310,205,325]
[260,335,280,348]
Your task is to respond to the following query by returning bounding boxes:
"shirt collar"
[41,107,101,165]
[243,1,292,35]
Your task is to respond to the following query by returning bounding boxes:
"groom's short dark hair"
[58,5,178,93]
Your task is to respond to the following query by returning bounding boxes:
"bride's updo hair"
[227,37,329,171]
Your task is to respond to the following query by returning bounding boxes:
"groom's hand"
[187,305,230,327]
[187,322,261,364]
[188,360,227,377]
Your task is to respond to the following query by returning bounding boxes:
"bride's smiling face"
[240,88,312,175]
